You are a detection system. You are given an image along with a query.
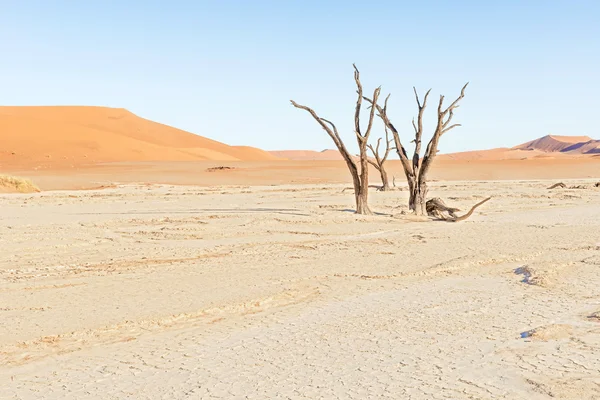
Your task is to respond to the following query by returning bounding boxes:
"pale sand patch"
[1,180,600,399]
[521,324,574,341]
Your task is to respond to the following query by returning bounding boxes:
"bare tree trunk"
[410,182,427,216]
[407,178,426,215]
[355,186,371,214]
[357,143,372,214]
[380,167,390,191]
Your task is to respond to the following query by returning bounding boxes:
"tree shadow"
[339,209,393,217]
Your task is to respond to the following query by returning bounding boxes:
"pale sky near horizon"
[1,1,598,154]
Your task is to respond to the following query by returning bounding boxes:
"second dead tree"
[365,84,468,215]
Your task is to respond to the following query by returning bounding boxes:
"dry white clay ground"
[1,180,599,399]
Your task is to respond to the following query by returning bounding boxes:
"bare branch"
[363,87,381,142]
[413,87,422,108]
[443,109,454,129]
[367,158,380,170]
[442,123,461,134]
[382,141,393,163]
[383,93,391,112]
[353,65,381,144]
[443,82,469,115]
[451,197,491,222]
[437,95,444,116]
[419,83,468,184]
[427,197,491,222]
[412,88,432,175]
[363,94,415,179]
[353,64,363,140]
[382,94,393,163]
[290,100,357,171]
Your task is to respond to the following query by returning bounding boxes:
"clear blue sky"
[1,1,598,153]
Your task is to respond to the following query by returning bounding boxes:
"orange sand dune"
[0,106,279,168]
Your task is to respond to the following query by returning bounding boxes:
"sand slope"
[562,139,600,154]
[514,134,594,153]
[0,106,279,168]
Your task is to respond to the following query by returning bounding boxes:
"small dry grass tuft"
[0,175,41,193]
[206,166,235,172]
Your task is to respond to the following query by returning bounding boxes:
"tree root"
[426,197,492,222]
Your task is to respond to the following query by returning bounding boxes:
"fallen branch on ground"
[547,182,589,189]
[547,182,566,189]
[426,197,492,222]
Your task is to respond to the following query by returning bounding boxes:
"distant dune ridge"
[269,149,344,161]
[0,106,280,168]
[272,134,600,161]
[513,135,598,153]
[0,106,597,167]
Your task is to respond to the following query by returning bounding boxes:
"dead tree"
[366,95,394,191]
[365,84,468,215]
[291,65,381,214]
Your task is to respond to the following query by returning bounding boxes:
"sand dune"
[273,135,600,161]
[562,139,600,154]
[0,106,279,168]
[1,107,595,170]
[514,134,595,153]
[438,148,534,161]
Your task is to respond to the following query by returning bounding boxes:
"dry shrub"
[206,166,235,172]
[0,175,41,193]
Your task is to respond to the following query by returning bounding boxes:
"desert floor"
[3,158,600,191]
[1,179,600,399]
